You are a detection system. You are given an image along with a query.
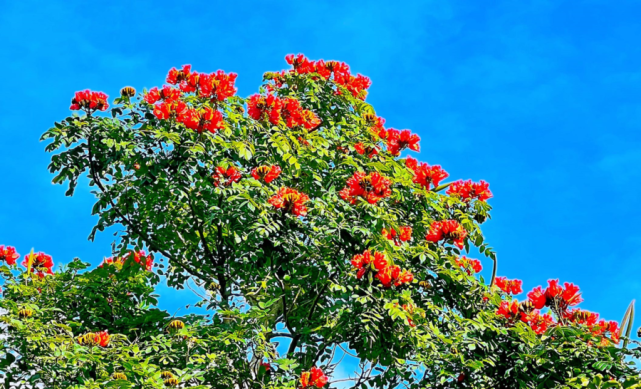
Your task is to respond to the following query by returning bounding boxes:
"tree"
[1,54,640,388]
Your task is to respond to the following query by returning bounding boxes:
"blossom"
[335,72,372,100]
[447,180,493,202]
[565,309,599,326]
[177,107,224,134]
[212,166,242,187]
[410,162,449,190]
[70,90,109,112]
[339,171,392,205]
[455,256,482,275]
[248,94,282,125]
[300,367,328,388]
[354,142,379,159]
[425,220,467,249]
[198,70,238,101]
[167,65,192,85]
[286,54,316,75]
[0,245,19,266]
[495,277,523,295]
[362,113,386,138]
[526,280,583,313]
[351,250,385,279]
[268,188,310,217]
[95,331,110,347]
[144,86,181,105]
[382,226,412,245]
[101,250,153,271]
[525,311,554,335]
[384,129,420,155]
[496,300,521,321]
[301,109,321,130]
[251,165,281,183]
[22,252,54,277]
[281,98,304,127]
[153,100,187,120]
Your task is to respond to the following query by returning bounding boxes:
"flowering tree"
[2,54,641,388]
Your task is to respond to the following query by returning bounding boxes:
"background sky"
[2,0,641,382]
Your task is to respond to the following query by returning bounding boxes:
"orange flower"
[268,188,310,216]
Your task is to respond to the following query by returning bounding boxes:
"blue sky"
[2,0,641,380]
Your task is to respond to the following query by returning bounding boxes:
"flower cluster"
[447,180,493,202]
[354,142,379,158]
[527,279,583,312]
[362,113,387,138]
[0,245,19,266]
[383,129,420,155]
[496,300,554,335]
[495,277,523,295]
[281,98,321,129]
[144,85,182,105]
[102,250,154,272]
[212,166,242,187]
[179,106,225,134]
[300,367,328,388]
[22,252,54,277]
[70,90,109,112]
[350,250,413,288]
[455,256,482,275]
[251,165,281,183]
[382,226,412,246]
[339,171,392,205]
[166,65,237,101]
[248,94,320,129]
[425,220,467,249]
[406,157,449,190]
[268,187,310,217]
[77,330,110,347]
[284,54,371,100]
[248,94,283,125]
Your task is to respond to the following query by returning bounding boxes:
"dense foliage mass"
[2,55,641,388]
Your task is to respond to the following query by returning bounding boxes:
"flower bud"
[160,371,175,379]
[112,372,127,381]
[18,308,34,318]
[168,319,185,331]
[164,377,179,387]
[120,86,136,98]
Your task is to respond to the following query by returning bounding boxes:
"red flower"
[153,100,188,120]
[405,156,418,170]
[495,277,523,295]
[70,90,109,112]
[351,250,384,276]
[565,309,599,326]
[561,282,583,307]
[496,300,520,321]
[260,362,271,372]
[526,311,554,335]
[144,86,181,105]
[382,226,412,245]
[339,171,392,205]
[177,107,224,134]
[212,166,242,187]
[354,142,379,159]
[301,109,321,130]
[248,94,282,125]
[281,98,304,128]
[251,165,281,183]
[286,54,316,75]
[95,331,110,347]
[300,367,328,388]
[335,72,372,100]
[527,286,547,310]
[198,70,238,101]
[167,65,192,85]
[384,129,420,155]
[455,256,482,275]
[425,220,467,249]
[362,114,386,138]
[447,180,493,202]
[268,188,310,217]
[22,252,54,277]
[410,162,449,190]
[0,245,19,266]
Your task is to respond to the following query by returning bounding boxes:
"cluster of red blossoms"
[247,94,320,129]
[350,250,413,289]
[22,252,54,277]
[495,277,523,295]
[382,129,421,156]
[354,142,380,159]
[405,157,449,190]
[70,90,109,112]
[339,171,392,205]
[455,256,482,275]
[268,188,310,217]
[425,220,468,249]
[284,54,371,100]
[166,65,238,101]
[447,180,493,202]
[300,367,328,388]
[77,330,110,347]
[495,280,620,343]
[101,250,154,272]
[382,226,412,246]
[0,245,20,266]
[212,166,242,187]
[251,165,281,184]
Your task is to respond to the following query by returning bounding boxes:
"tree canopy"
[1,54,640,388]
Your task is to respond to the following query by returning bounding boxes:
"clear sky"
[2,0,641,378]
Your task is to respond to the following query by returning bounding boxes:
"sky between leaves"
[2,0,641,380]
